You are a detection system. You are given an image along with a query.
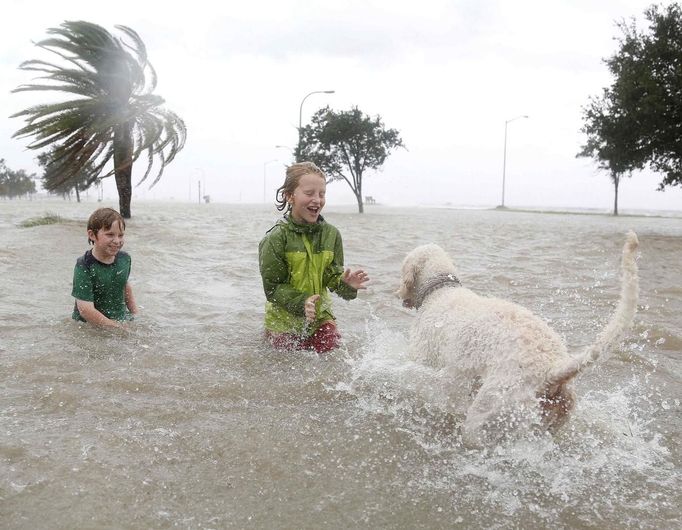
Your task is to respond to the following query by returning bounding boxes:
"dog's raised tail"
[548,231,640,384]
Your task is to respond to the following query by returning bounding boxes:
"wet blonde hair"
[275,161,326,212]
[87,208,125,244]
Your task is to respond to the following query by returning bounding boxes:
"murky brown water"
[1,199,680,529]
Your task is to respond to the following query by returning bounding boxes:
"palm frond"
[12,20,187,215]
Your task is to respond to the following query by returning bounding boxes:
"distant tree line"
[36,148,93,202]
[0,159,36,198]
[579,2,682,215]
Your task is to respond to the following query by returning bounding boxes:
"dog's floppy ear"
[398,254,418,300]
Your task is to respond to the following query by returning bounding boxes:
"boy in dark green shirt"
[71,208,138,328]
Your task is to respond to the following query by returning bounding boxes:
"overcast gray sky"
[2,0,681,211]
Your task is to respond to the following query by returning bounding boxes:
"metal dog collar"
[414,273,461,309]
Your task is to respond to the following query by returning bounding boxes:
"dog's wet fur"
[398,231,640,447]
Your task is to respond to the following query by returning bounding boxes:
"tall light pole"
[263,159,278,203]
[191,167,204,203]
[500,115,528,208]
[298,90,335,160]
[275,145,293,161]
[196,168,204,204]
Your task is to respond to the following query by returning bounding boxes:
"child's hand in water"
[305,294,320,322]
[342,268,369,290]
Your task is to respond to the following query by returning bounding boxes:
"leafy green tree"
[36,149,90,201]
[11,21,186,218]
[577,87,643,215]
[296,106,404,213]
[583,3,682,192]
[0,159,37,198]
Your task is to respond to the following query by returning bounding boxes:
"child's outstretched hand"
[305,294,320,322]
[342,268,369,290]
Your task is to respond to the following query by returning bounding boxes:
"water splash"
[339,317,679,528]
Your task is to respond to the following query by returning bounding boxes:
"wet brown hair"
[275,161,326,212]
[87,208,126,244]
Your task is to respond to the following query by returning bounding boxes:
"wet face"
[287,172,326,224]
[88,220,125,263]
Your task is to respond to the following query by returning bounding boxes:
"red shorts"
[266,321,341,354]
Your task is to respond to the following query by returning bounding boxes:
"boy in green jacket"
[259,162,369,353]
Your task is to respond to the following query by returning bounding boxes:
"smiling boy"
[71,208,138,328]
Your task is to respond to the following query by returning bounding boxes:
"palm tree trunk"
[613,175,620,216]
[114,123,134,218]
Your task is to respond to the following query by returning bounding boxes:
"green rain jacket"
[258,215,357,335]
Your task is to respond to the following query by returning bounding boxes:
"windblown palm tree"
[12,21,186,218]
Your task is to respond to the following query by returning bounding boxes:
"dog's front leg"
[461,384,500,447]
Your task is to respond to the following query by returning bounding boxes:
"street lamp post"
[500,115,528,208]
[275,145,293,161]
[263,159,278,203]
[192,167,204,203]
[275,145,296,165]
[298,90,335,160]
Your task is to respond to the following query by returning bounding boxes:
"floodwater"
[1,199,680,529]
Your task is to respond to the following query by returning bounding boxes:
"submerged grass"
[19,213,63,228]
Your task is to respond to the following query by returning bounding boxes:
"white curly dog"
[398,231,639,447]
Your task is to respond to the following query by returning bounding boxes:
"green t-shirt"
[71,250,132,322]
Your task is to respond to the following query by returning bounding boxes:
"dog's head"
[398,243,456,309]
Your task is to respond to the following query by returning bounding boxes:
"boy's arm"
[125,282,138,314]
[75,299,126,329]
